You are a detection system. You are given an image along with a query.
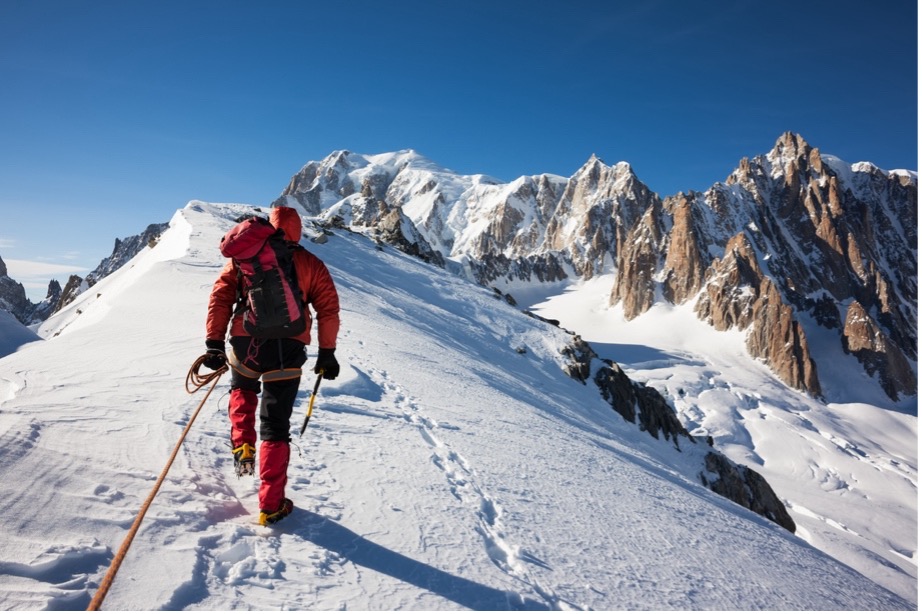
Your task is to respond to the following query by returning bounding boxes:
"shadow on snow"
[296,510,548,610]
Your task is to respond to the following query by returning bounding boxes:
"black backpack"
[220,217,307,339]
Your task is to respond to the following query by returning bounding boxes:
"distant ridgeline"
[0,223,168,326]
[274,133,917,402]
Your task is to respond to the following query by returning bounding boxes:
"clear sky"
[0,0,917,301]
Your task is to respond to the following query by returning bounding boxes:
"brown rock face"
[702,451,797,533]
[745,279,820,396]
[610,207,663,320]
[0,255,31,321]
[695,234,821,395]
[594,359,689,445]
[843,301,916,399]
[607,132,914,399]
[696,233,761,331]
[662,194,707,305]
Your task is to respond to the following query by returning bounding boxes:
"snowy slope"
[0,202,912,610]
[526,275,918,603]
[0,309,40,359]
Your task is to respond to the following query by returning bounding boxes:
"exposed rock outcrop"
[662,194,708,305]
[27,279,62,323]
[372,207,445,267]
[559,336,795,533]
[701,451,797,533]
[55,275,87,312]
[593,358,689,445]
[842,301,916,399]
[86,223,169,284]
[0,255,31,323]
[54,222,169,312]
[696,233,821,395]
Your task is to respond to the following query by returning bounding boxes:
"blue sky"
[1,0,917,301]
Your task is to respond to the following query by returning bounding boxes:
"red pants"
[227,336,306,512]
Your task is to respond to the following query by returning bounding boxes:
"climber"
[202,205,341,526]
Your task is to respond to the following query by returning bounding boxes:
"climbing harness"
[228,345,303,383]
[86,355,227,611]
[299,370,324,437]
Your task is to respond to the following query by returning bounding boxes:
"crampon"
[233,443,256,477]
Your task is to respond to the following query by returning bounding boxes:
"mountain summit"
[274,133,917,403]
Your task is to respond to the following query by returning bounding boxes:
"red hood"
[270,206,303,242]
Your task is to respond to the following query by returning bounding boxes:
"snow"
[0,202,914,610]
[528,276,917,604]
[0,309,40,359]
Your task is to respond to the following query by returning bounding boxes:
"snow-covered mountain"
[0,223,169,330]
[274,134,917,404]
[0,201,914,609]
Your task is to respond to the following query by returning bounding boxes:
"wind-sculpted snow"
[0,202,913,610]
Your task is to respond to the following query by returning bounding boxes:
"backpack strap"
[232,264,244,316]
[288,243,309,304]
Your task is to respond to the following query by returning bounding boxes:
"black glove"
[203,339,227,370]
[314,348,339,380]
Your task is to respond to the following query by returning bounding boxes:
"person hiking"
[203,205,341,526]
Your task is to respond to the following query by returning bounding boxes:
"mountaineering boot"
[232,443,256,477]
[259,497,294,526]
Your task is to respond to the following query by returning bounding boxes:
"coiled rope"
[185,353,229,394]
[86,355,228,611]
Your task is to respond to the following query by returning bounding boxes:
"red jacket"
[206,207,340,349]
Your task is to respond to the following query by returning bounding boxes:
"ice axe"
[299,369,324,436]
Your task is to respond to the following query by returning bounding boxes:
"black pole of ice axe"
[300,370,324,436]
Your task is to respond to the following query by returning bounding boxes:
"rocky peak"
[544,156,659,281]
[576,154,604,179]
[275,134,916,401]
[45,279,62,300]
[0,255,31,324]
[767,131,821,177]
[23,279,64,324]
[687,135,916,399]
[275,150,359,214]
